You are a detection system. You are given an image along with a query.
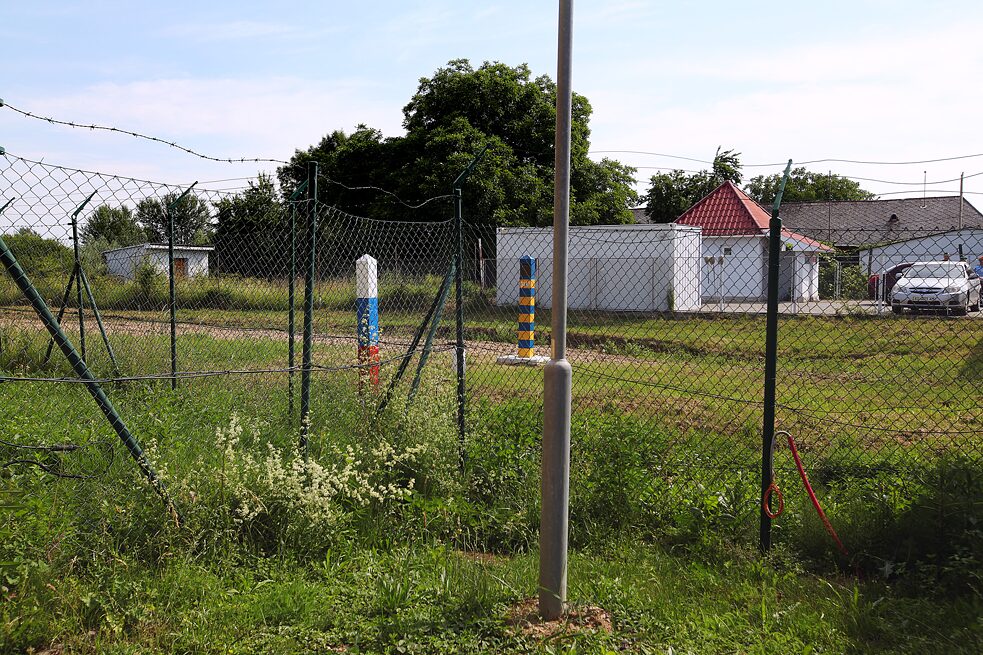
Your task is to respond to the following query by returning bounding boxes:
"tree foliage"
[213,174,286,277]
[642,148,743,223]
[745,167,876,205]
[137,193,213,245]
[82,205,145,247]
[278,59,637,227]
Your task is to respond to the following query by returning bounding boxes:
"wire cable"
[0,101,290,165]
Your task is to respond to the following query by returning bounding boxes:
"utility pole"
[540,0,573,621]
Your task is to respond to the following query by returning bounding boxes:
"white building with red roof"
[674,181,832,302]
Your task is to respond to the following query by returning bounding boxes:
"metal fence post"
[760,160,792,552]
[71,209,87,360]
[451,145,488,464]
[287,180,308,422]
[300,162,318,451]
[166,184,196,391]
[540,0,574,621]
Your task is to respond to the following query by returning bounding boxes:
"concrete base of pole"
[539,357,572,621]
[497,355,549,367]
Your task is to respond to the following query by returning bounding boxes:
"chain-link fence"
[3,150,982,565]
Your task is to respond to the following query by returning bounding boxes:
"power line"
[590,149,983,168]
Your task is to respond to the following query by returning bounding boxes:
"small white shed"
[496,224,703,311]
[103,244,212,280]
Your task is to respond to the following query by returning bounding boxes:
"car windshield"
[902,263,963,279]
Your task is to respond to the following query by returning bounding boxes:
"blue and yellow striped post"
[498,255,548,366]
[518,256,537,357]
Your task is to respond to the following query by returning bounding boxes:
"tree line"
[56,59,874,279]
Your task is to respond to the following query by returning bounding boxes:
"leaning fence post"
[760,159,793,553]
[166,184,197,391]
[0,211,180,523]
[300,163,318,452]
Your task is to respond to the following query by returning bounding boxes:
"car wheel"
[953,299,968,317]
[891,304,902,315]
[970,293,980,313]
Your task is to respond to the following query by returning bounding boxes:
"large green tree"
[642,148,742,223]
[744,167,876,205]
[137,193,213,245]
[81,205,145,246]
[278,59,637,227]
[213,174,287,277]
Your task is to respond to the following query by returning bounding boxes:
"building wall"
[861,229,983,274]
[701,236,764,300]
[496,225,702,311]
[104,246,211,281]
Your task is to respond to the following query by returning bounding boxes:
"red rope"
[762,480,784,519]
[785,434,849,558]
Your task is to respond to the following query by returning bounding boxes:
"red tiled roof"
[675,181,768,235]
[674,181,832,250]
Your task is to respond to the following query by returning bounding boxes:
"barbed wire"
[0,101,290,165]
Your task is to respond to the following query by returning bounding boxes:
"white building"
[103,244,212,281]
[857,228,983,274]
[496,224,703,311]
[674,182,831,302]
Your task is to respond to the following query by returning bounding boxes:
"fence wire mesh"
[2,149,982,564]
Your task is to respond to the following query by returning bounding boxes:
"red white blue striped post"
[356,254,380,390]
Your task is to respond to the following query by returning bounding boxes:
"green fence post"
[408,260,455,406]
[300,163,318,451]
[287,180,308,422]
[78,267,120,376]
[451,146,487,464]
[166,184,196,391]
[760,159,793,553]
[376,260,453,415]
[70,204,89,360]
[0,212,180,523]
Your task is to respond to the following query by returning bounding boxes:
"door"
[174,258,188,278]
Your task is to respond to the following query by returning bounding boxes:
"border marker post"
[356,254,380,391]
[498,256,548,366]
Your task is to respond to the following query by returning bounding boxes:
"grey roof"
[102,243,214,255]
[631,207,651,224]
[778,196,983,247]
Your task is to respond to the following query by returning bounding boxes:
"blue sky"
[3,1,983,207]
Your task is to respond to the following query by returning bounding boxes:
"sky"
[3,0,983,226]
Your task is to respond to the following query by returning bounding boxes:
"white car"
[891,261,981,315]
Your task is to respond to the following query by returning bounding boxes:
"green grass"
[2,301,982,652]
[5,539,982,654]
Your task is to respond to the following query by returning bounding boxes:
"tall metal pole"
[300,162,318,451]
[540,0,574,621]
[760,160,792,552]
